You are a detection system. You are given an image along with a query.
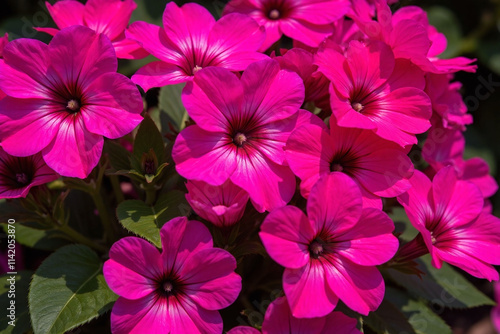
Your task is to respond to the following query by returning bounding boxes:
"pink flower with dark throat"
[286,115,413,208]
[260,173,399,317]
[223,0,351,51]
[126,2,267,91]
[0,26,143,178]
[104,217,242,333]
[228,296,361,334]
[173,59,320,212]
[0,147,59,199]
[315,40,432,147]
[397,167,500,281]
[35,0,147,59]
[185,179,249,227]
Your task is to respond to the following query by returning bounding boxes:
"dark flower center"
[66,99,81,113]
[15,173,29,186]
[192,65,202,75]
[351,101,364,112]
[233,132,248,147]
[158,278,179,298]
[309,239,325,259]
[268,9,280,19]
[330,162,343,172]
[163,281,174,294]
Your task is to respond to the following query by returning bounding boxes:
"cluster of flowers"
[0,0,499,333]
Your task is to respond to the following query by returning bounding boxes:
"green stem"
[109,174,125,204]
[91,189,114,244]
[145,186,157,206]
[58,224,107,253]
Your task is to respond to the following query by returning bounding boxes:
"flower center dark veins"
[66,99,81,113]
[330,162,343,172]
[309,239,326,259]
[192,65,202,75]
[268,9,280,19]
[233,132,248,147]
[351,101,364,112]
[15,173,29,186]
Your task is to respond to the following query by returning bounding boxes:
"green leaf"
[385,288,452,334]
[2,224,69,251]
[29,245,117,334]
[116,190,189,248]
[158,83,188,133]
[132,115,166,170]
[363,299,416,334]
[387,254,495,309]
[104,140,132,172]
[0,271,33,334]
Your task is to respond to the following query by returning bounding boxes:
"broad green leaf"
[116,190,189,248]
[363,299,416,334]
[2,224,69,251]
[133,115,166,170]
[104,140,132,172]
[385,288,451,334]
[387,254,494,309]
[158,83,188,133]
[0,270,33,334]
[29,245,117,334]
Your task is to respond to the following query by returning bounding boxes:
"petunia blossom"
[173,59,320,212]
[223,0,351,51]
[103,216,242,334]
[0,26,143,178]
[260,173,399,317]
[0,33,8,100]
[397,167,500,281]
[126,2,267,91]
[315,39,432,147]
[228,296,361,334]
[0,147,59,199]
[286,114,413,208]
[422,123,498,199]
[35,0,147,59]
[185,179,249,227]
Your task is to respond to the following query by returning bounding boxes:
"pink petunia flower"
[315,39,432,147]
[260,173,399,317]
[35,0,147,59]
[173,59,320,212]
[422,124,498,199]
[397,167,500,281]
[273,48,330,110]
[425,73,472,131]
[126,2,267,91]
[223,0,351,51]
[228,296,361,334]
[185,179,249,227]
[0,26,143,178]
[103,216,242,333]
[285,114,413,208]
[0,33,8,100]
[351,2,476,74]
[0,147,59,199]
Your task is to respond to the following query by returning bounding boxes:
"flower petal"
[45,0,84,29]
[132,61,188,91]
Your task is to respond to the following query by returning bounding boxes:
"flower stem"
[109,174,125,204]
[58,224,107,253]
[91,189,114,244]
[144,186,157,206]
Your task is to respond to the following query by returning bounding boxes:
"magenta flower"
[425,73,472,131]
[186,179,249,227]
[0,33,8,100]
[315,40,432,147]
[273,48,330,110]
[228,296,360,334]
[286,114,413,208]
[397,167,500,281]
[260,173,399,317]
[103,217,241,333]
[0,147,59,199]
[422,124,498,199]
[126,2,267,91]
[223,0,351,51]
[0,26,143,178]
[173,59,319,212]
[35,0,147,59]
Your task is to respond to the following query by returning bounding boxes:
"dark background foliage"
[0,0,499,333]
